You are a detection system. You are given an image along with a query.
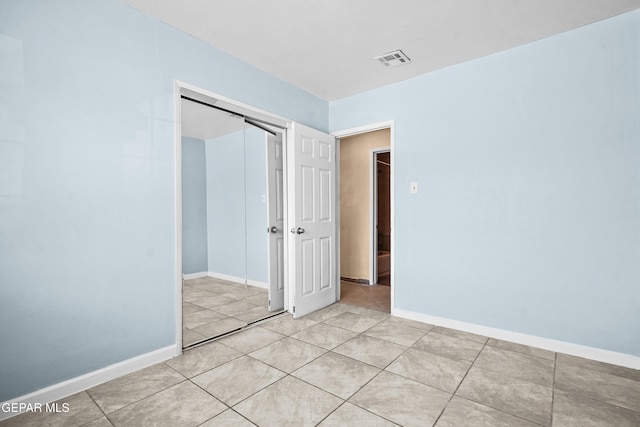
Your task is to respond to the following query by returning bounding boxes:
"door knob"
[290,227,305,234]
[269,226,279,234]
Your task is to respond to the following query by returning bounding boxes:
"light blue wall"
[205,131,246,278]
[1,0,637,403]
[206,128,268,283]
[244,128,269,284]
[0,0,326,401]
[330,10,640,356]
[181,137,208,274]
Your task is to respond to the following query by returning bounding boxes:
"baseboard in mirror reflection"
[206,271,267,289]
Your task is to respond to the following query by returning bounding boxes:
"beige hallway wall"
[339,128,390,282]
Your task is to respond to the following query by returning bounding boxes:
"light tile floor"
[340,281,391,313]
[3,302,640,426]
[182,277,273,347]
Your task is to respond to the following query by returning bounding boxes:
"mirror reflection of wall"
[182,136,209,277]
[181,102,247,348]
[181,96,283,348]
[206,126,271,324]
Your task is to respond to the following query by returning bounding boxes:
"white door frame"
[173,82,182,356]
[371,147,391,285]
[173,80,293,355]
[333,121,395,314]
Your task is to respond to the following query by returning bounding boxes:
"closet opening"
[178,87,289,350]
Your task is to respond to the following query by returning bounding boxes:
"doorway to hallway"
[337,126,392,312]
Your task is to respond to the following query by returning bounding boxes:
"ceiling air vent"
[374,50,411,68]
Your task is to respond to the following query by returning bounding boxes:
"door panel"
[302,239,314,295]
[267,133,285,311]
[319,236,331,290]
[289,123,337,318]
[301,166,315,221]
[319,169,331,221]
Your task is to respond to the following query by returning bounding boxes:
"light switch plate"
[410,182,418,194]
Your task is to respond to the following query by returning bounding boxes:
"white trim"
[0,345,175,422]
[206,271,244,284]
[184,270,269,289]
[335,136,341,301]
[282,126,291,312]
[333,121,395,314]
[333,120,395,138]
[206,271,268,289]
[389,126,394,315]
[285,124,296,313]
[247,279,269,290]
[182,271,208,280]
[394,309,640,370]
[177,80,290,129]
[173,81,183,357]
[370,147,391,286]
[370,149,376,285]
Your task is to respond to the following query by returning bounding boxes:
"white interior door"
[266,133,285,311]
[288,123,337,318]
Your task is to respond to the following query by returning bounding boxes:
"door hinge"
[293,306,295,314]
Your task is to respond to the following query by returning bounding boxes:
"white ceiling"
[123,0,640,101]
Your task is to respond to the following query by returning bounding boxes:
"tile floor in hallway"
[3,302,640,426]
[340,281,390,313]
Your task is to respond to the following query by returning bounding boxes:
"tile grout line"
[93,376,190,422]
[462,348,557,389]
[446,364,554,427]
[183,280,271,345]
[226,323,353,423]
[430,339,488,426]
[441,340,552,427]
[223,408,256,427]
[189,324,333,423]
[83,360,189,417]
[292,346,403,426]
[185,336,284,427]
[225,375,294,423]
[257,311,413,426]
[313,400,349,426]
[215,325,289,354]
[186,378,232,423]
[313,398,400,427]
[552,358,640,411]
[322,326,426,424]
[82,391,114,427]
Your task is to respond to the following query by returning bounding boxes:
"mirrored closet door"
[180,92,284,348]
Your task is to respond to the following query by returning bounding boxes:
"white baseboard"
[393,308,640,370]
[246,279,268,290]
[182,271,208,280]
[0,345,177,422]
[207,272,268,289]
[207,271,244,284]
